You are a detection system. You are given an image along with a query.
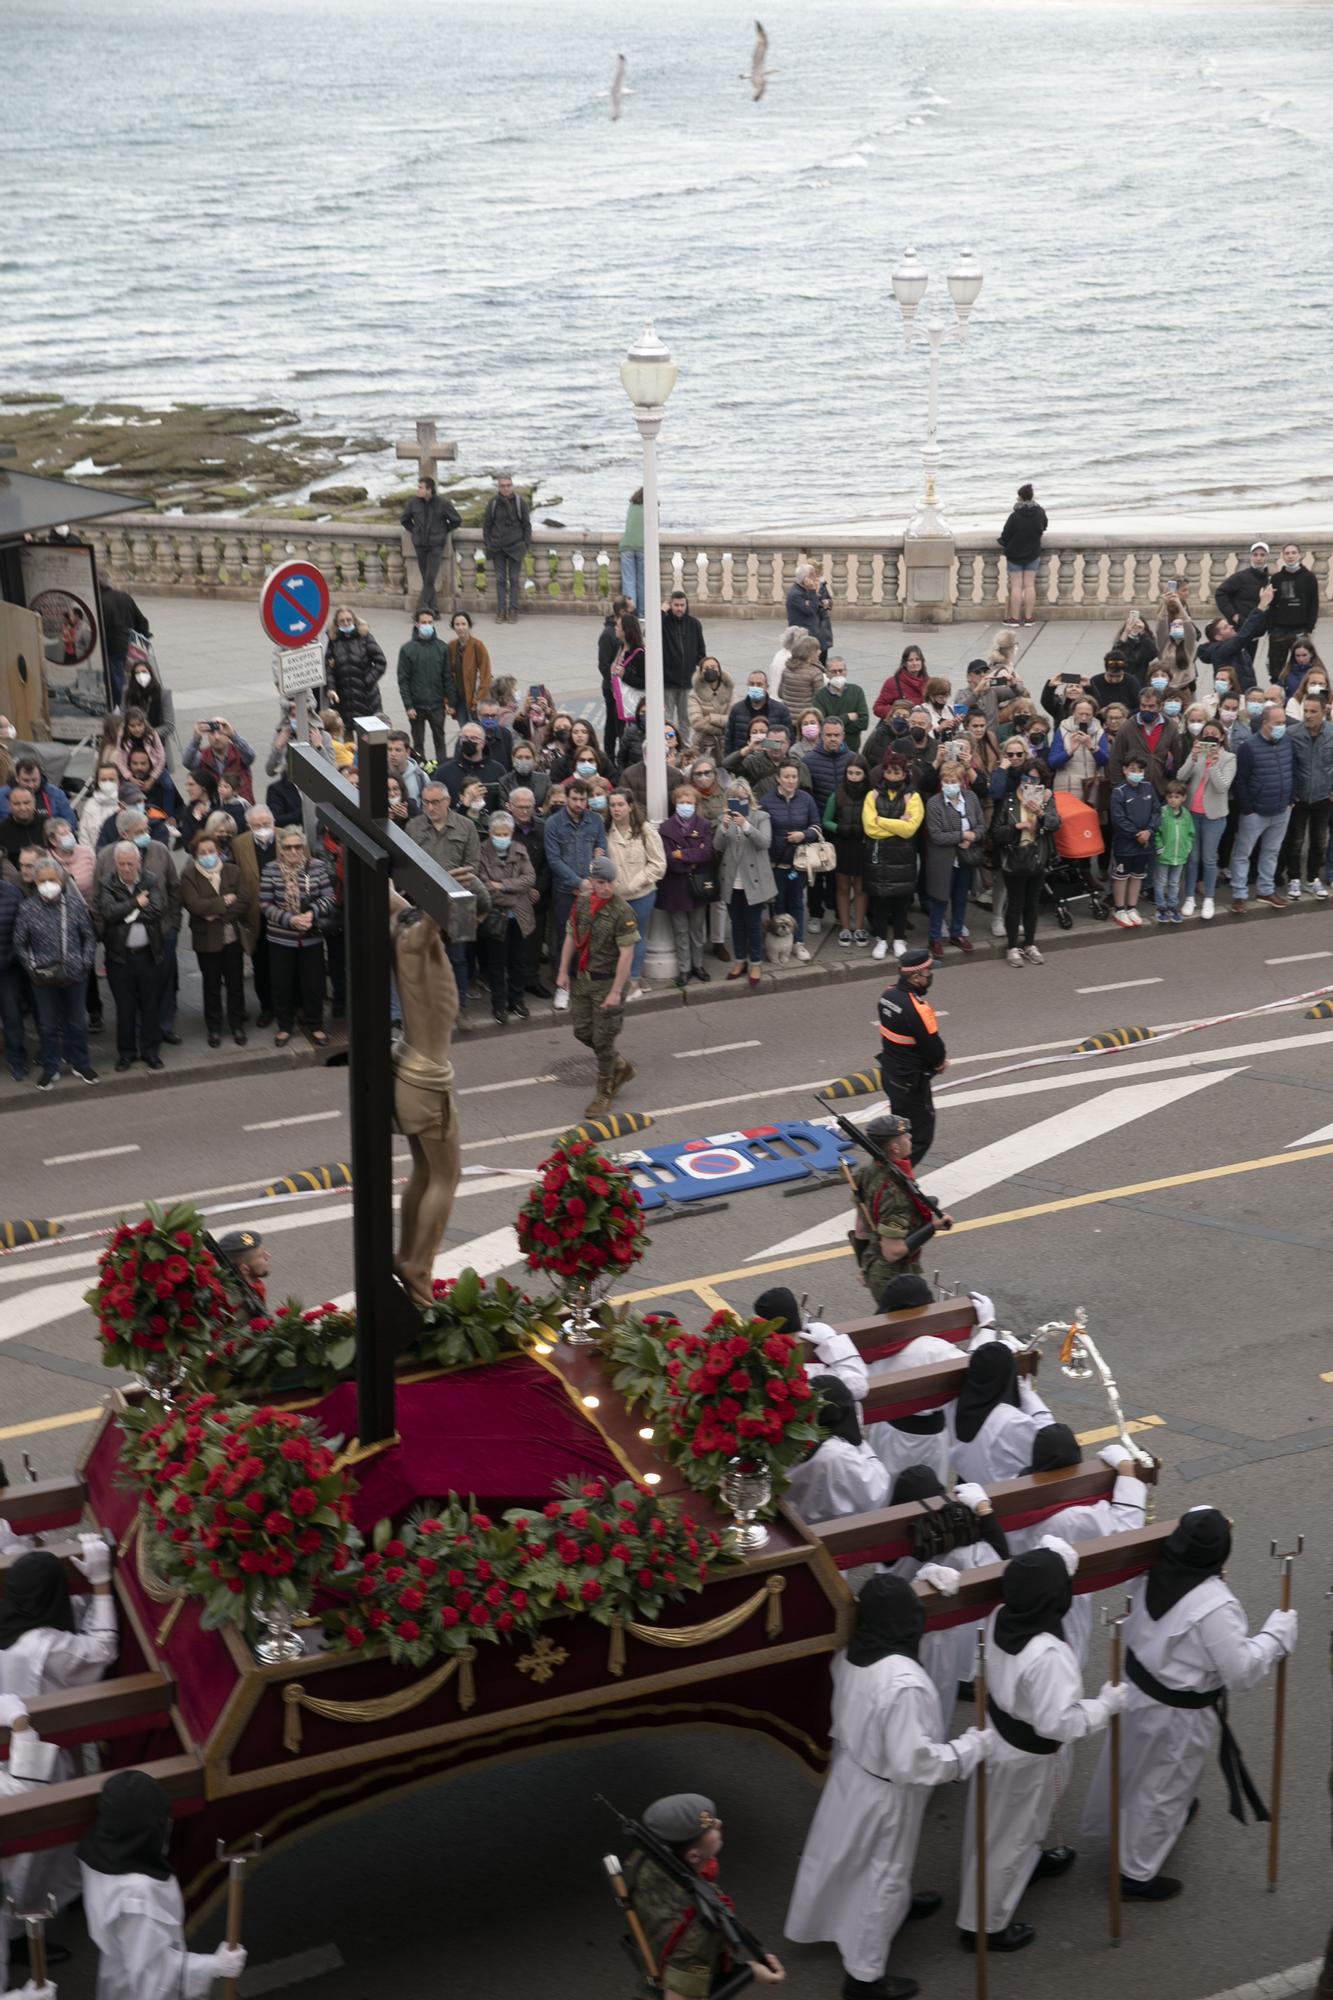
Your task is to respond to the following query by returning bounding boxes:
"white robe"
[865,1334,958,1489]
[786,1651,966,1981]
[802,1322,870,1403]
[948,1377,1053,1487]
[786,1438,889,1525]
[82,1865,218,2000]
[0,1729,59,1993]
[0,1594,118,1911]
[957,1617,1110,1932]
[1081,1575,1287,1881]
[888,1538,997,1723]
[1007,1476,1148,1666]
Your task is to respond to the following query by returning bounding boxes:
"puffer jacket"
[324,627,387,718]
[765,787,820,865]
[686,667,735,756]
[14,883,96,983]
[396,636,454,714]
[861,784,923,897]
[775,630,825,714]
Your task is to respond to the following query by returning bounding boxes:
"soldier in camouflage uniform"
[622,1793,785,1996]
[849,1113,951,1301]
[556,853,639,1119]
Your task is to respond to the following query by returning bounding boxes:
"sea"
[3,0,1332,530]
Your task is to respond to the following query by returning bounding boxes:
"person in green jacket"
[619,487,645,612]
[1152,778,1195,925]
[395,611,456,766]
[812,654,870,750]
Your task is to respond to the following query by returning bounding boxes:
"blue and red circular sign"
[260,560,330,648]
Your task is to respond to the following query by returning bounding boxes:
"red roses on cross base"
[87,1201,232,1372]
[515,1140,648,1285]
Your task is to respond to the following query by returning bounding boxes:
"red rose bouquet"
[87,1201,232,1375]
[515,1140,647,1284]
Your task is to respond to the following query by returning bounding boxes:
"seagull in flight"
[745,20,769,100]
[610,53,629,121]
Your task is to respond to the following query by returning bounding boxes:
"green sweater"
[1154,804,1195,865]
[620,500,644,552]
[812,682,870,750]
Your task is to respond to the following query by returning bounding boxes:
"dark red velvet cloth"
[311,1358,626,1529]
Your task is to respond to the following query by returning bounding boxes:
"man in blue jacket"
[1231,702,1295,913]
[543,778,608,944]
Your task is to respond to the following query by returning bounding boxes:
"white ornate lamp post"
[891,246,983,537]
[620,324,680,983]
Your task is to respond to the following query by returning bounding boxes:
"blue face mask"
[575,759,597,778]
[747,687,765,703]
[417,624,434,639]
[481,716,498,731]
[198,852,220,870]
[1125,770,1146,785]
[1247,701,1264,717]
[1214,679,1230,694]
[1269,723,1287,741]
[942,781,962,799]
[1163,700,1182,717]
[133,831,151,849]
[491,835,511,853]
[1150,677,1169,693]
[589,794,607,811]
[676,801,696,819]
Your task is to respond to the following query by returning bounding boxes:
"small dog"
[764,912,797,965]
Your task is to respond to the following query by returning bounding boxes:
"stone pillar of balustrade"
[902,530,956,626]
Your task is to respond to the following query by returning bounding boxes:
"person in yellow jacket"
[861,751,924,960]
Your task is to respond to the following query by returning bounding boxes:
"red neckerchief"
[571,888,613,973]
[874,1156,934,1227]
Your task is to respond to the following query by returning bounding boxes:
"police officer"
[875,945,946,1166]
[849,1113,951,1301]
[623,1794,785,1997]
[555,853,639,1119]
[217,1228,270,1316]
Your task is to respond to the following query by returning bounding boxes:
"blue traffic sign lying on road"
[624,1120,854,1211]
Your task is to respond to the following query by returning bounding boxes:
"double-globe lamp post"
[620,322,681,984]
[890,246,983,538]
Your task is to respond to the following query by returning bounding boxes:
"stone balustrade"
[83,514,1333,627]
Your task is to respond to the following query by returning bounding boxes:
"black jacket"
[723,694,793,756]
[1088,668,1142,713]
[99,584,150,653]
[1214,563,1269,626]
[400,494,462,549]
[998,501,1048,565]
[437,752,507,805]
[482,492,532,555]
[324,630,387,718]
[598,615,621,681]
[96,870,166,964]
[784,581,833,654]
[661,609,707,690]
[1268,565,1319,633]
[510,817,550,900]
[876,976,947,1087]
[1197,607,1266,693]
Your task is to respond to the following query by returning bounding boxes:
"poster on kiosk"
[18,540,113,739]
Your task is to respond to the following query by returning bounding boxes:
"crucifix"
[288,718,474,1445]
[394,416,457,487]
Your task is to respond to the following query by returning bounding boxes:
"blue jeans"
[1231,808,1291,899]
[1153,861,1185,911]
[928,863,973,940]
[729,891,765,965]
[1184,813,1226,899]
[32,980,90,1074]
[772,867,807,941]
[619,549,646,611]
[626,890,657,980]
[492,549,523,614]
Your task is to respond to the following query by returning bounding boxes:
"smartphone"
[529,682,551,705]
[730,800,750,819]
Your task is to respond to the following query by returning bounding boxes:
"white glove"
[1264,1608,1298,1656]
[21,1983,57,2000]
[0,1693,30,1730]
[916,1562,961,1596]
[1098,1442,1132,1470]
[73,1533,112,1585]
[953,1481,990,1514]
[968,1290,997,1333]
[949,1725,995,1777]
[1096,1679,1127,1717]
[803,1319,839,1353]
[210,1945,247,1979]
[1038,1533,1079,1578]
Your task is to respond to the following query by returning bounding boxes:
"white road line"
[1266,949,1332,966]
[749,1069,1243,1261]
[1287,1116,1333,1148]
[329,1223,522,1307]
[243,1110,341,1132]
[673,1040,761,1059]
[459,1073,557,1096]
[1075,977,1163,995]
[938,1025,1333,1110]
[1195,1960,1321,2000]
[42,1144,141,1167]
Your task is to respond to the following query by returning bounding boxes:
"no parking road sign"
[260,560,330,648]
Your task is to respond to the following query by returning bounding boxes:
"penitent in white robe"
[0,1594,118,1911]
[948,1377,1053,1488]
[786,1438,889,1526]
[786,1651,969,1982]
[82,1865,220,2000]
[801,1322,870,1403]
[1007,1475,1148,1666]
[888,1539,997,1724]
[865,1334,959,1490]
[1,1728,60,1993]
[957,1616,1111,1933]
[1081,1575,1288,1882]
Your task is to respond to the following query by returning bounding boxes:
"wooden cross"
[395,417,458,486]
[287,720,475,1445]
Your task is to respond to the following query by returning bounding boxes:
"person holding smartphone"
[716,779,775,987]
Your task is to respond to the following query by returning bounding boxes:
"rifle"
[830,1111,951,1254]
[596,1796,770,1996]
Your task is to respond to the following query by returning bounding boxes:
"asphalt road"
[2,912,1330,2000]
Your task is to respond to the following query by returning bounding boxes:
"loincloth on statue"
[392,1039,458,1141]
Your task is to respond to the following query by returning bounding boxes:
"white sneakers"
[1181,896,1196,917]
[871,939,889,961]
[1313,881,1328,899]
[1006,947,1024,967]
[1201,896,1215,920]
[1113,908,1144,929]
[1022,945,1044,964]
[807,916,823,934]
[1288,878,1302,899]
[892,938,907,959]
[794,942,812,962]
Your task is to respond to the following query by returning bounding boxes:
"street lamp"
[891,245,983,537]
[620,323,680,985]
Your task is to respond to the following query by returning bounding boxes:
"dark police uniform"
[875,953,946,1165]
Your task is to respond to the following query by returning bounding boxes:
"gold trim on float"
[607,1575,784,1676]
[281,1647,477,1754]
[329,1432,401,1474]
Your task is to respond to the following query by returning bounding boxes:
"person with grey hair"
[482,472,532,622]
[93,808,183,1045]
[13,859,97,1086]
[1230,700,1295,912]
[477,809,536,1024]
[97,840,166,1069]
[233,802,275,1022]
[785,559,834,662]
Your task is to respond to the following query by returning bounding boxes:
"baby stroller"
[1046,792,1108,928]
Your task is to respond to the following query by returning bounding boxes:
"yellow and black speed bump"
[1305,999,1333,1020]
[1074,1026,1155,1053]
[262,1162,354,1198]
[0,1219,60,1248]
[817,1071,880,1102]
[559,1110,654,1147]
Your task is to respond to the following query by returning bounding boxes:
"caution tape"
[1074,1026,1155,1053]
[560,1111,655,1146]
[1306,1000,1333,1020]
[261,1162,354,1198]
[817,1072,880,1102]
[0,1219,59,1249]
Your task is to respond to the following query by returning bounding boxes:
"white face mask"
[827,676,846,693]
[252,827,274,845]
[1187,720,1204,736]
[97,780,118,799]
[38,880,61,901]
[134,672,152,687]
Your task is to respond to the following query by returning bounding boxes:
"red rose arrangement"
[87,1201,232,1373]
[331,1476,730,1668]
[515,1140,647,1285]
[606,1308,820,1503]
[119,1394,359,1633]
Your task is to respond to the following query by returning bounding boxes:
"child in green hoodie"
[1153,780,1195,924]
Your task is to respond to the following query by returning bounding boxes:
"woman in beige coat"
[606,788,666,998]
[686,657,734,759]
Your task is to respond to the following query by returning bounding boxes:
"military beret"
[643,1793,718,1844]
[589,855,617,882]
[218,1229,264,1257]
[865,1113,911,1144]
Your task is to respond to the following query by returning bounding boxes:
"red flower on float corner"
[86,1201,232,1373]
[515,1141,648,1286]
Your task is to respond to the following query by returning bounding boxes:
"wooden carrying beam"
[809,1461,1157,1566]
[860,1349,1039,1424]
[0,1673,174,1749]
[0,1474,87,1536]
[913,1522,1177,1632]
[0,1540,90,1594]
[0,1754,203,1857]
[836,1297,979,1362]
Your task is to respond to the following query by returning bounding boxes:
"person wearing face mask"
[1108,686,1181,798]
[499,788,551,996]
[1199,581,1273,695]
[179,832,252,1049]
[685,654,734,761]
[322,605,386,720]
[801,716,850,935]
[555,853,639,1117]
[1230,703,1295,913]
[658,784,716,987]
[873,947,946,1164]
[233,806,275,1022]
[823,757,871,945]
[498,743,551,811]
[723,671,792,756]
[542,777,609,945]
[765,759,820,962]
[923,758,984,956]
[1047,699,1106,804]
[813,653,868,750]
[1108,756,1161,928]
[1152,596,1199,692]
[715,777,775,989]
[1264,544,1320,681]
[438,725,506,807]
[773,623,824,716]
[77,763,126,850]
[97,839,167,1070]
[1175,722,1236,920]
[992,762,1059,965]
[98,575,151,708]
[1214,541,1271,627]
[863,756,924,963]
[15,861,97,1086]
[604,789,666,997]
[476,810,536,1025]
[1277,695,1333,900]
[395,611,454,765]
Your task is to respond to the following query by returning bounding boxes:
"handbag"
[794,837,837,877]
[686,869,718,902]
[481,906,511,941]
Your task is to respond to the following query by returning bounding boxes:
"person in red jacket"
[873,645,929,718]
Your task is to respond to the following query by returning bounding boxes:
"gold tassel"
[283,1683,304,1756]
[280,1646,477,1753]
[155,1597,184,1649]
[608,1617,627,1678]
[765,1574,785,1639]
[458,1649,476,1711]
